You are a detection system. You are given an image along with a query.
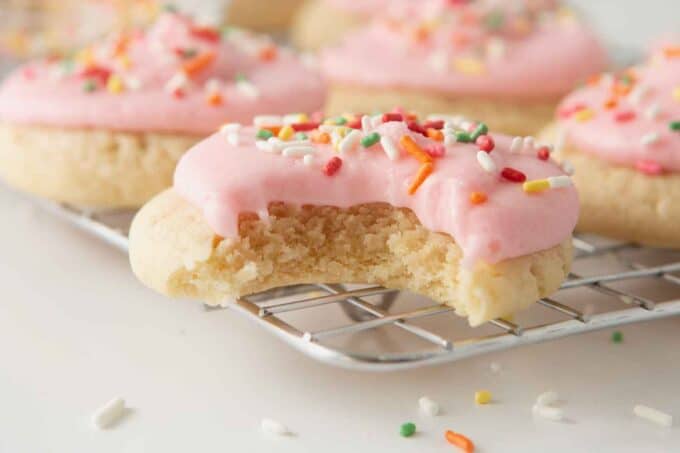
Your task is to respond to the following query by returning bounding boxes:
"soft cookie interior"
[130,190,572,326]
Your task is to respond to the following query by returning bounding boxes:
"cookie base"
[228,0,306,32]
[0,123,198,208]
[325,84,559,137]
[130,190,572,326]
[542,123,680,248]
[291,0,365,51]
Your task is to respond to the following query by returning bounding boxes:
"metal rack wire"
[40,199,680,371]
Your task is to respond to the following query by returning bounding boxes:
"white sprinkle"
[267,138,310,153]
[361,115,372,133]
[300,52,318,69]
[477,151,497,173]
[548,176,572,189]
[644,103,661,120]
[283,146,316,157]
[510,136,523,153]
[633,405,673,427]
[318,124,339,133]
[533,404,565,422]
[261,418,290,436]
[219,123,241,135]
[641,132,660,146]
[628,85,649,106]
[536,391,560,407]
[523,136,535,152]
[554,127,567,153]
[561,160,575,175]
[91,397,126,429]
[255,141,276,152]
[600,72,615,87]
[428,50,449,73]
[236,80,260,99]
[125,76,142,91]
[444,135,457,146]
[303,154,314,166]
[380,136,400,161]
[489,362,502,374]
[226,133,240,146]
[205,78,221,92]
[486,37,506,60]
[283,113,304,124]
[164,72,188,93]
[254,115,282,127]
[370,114,384,129]
[418,396,440,417]
[339,129,362,154]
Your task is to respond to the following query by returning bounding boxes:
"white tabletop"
[1,1,679,452]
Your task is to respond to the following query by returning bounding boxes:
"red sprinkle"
[475,135,495,152]
[347,118,362,129]
[323,157,343,176]
[423,120,445,130]
[501,167,527,183]
[382,113,404,122]
[536,146,551,160]
[615,110,636,122]
[424,144,446,158]
[77,66,112,84]
[635,160,663,176]
[190,26,221,42]
[172,88,186,99]
[291,122,321,132]
[407,120,427,136]
[558,103,587,119]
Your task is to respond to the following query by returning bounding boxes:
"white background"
[1,1,679,452]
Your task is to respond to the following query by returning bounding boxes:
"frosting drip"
[173,113,578,265]
[0,12,326,134]
[321,0,606,98]
[557,42,680,174]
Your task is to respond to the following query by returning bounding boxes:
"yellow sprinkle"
[673,87,680,102]
[294,113,309,123]
[475,390,492,405]
[337,126,349,138]
[106,75,125,94]
[76,47,95,67]
[117,54,132,70]
[523,179,551,193]
[453,58,486,75]
[574,108,594,122]
[278,125,295,141]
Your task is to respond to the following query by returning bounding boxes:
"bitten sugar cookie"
[0,10,325,208]
[542,41,680,248]
[130,112,577,326]
[320,0,606,136]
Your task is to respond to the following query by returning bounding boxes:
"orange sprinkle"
[664,46,680,58]
[312,131,331,144]
[408,163,433,195]
[182,51,216,78]
[206,92,223,106]
[258,45,278,62]
[426,128,444,142]
[445,430,475,453]
[603,97,618,109]
[400,135,433,164]
[413,25,430,43]
[262,125,282,136]
[587,74,601,86]
[612,82,632,96]
[469,192,487,205]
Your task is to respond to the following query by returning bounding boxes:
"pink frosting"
[174,117,578,265]
[557,43,680,173]
[0,12,326,134]
[321,0,606,98]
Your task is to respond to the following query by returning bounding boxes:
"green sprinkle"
[611,331,623,343]
[256,129,273,140]
[60,59,75,74]
[670,121,680,132]
[220,26,234,38]
[361,132,381,148]
[235,73,248,82]
[162,3,178,12]
[83,79,97,93]
[455,131,472,143]
[485,10,505,30]
[620,74,634,86]
[182,48,198,59]
[295,132,308,140]
[334,117,348,126]
[471,123,489,140]
[400,422,416,438]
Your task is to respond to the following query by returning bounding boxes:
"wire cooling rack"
[36,198,680,371]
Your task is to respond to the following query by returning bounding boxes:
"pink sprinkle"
[22,67,36,80]
[615,110,636,123]
[425,144,446,158]
[476,135,495,152]
[635,160,663,175]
